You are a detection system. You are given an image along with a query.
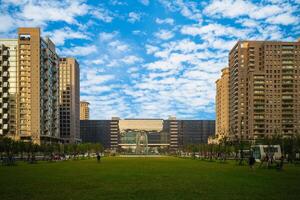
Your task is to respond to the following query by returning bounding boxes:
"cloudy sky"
[1,0,300,119]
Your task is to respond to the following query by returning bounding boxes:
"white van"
[251,145,282,161]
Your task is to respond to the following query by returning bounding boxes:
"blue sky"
[0,0,300,119]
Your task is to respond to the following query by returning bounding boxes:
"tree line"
[181,135,300,164]
[0,137,103,166]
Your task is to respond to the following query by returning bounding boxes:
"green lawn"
[0,157,300,200]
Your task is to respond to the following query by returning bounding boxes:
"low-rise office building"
[80,117,215,152]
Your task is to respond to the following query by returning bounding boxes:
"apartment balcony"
[254,115,264,119]
[254,86,264,89]
[282,95,293,99]
[2,71,9,78]
[282,88,293,92]
[2,92,9,98]
[282,75,294,80]
[282,70,294,75]
[282,45,294,50]
[282,60,293,64]
[282,65,294,69]
[254,119,265,124]
[282,110,293,115]
[254,75,265,79]
[282,114,293,119]
[254,96,264,100]
[282,100,293,105]
[2,113,8,119]
[20,72,30,77]
[2,50,9,57]
[254,126,265,130]
[254,81,265,84]
[282,50,294,54]
[2,60,8,67]
[282,119,293,123]
[282,84,293,89]
[254,130,265,135]
[282,80,293,85]
[282,104,293,109]
[2,123,8,130]
[254,91,265,94]
[254,105,264,110]
[282,124,294,129]
[2,102,8,109]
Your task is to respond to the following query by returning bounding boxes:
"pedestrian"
[97,153,101,163]
[259,154,268,168]
[249,152,255,169]
[277,155,284,171]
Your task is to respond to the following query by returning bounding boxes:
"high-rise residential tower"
[0,39,18,138]
[80,101,90,120]
[18,28,60,144]
[229,40,300,140]
[215,67,229,141]
[59,58,80,143]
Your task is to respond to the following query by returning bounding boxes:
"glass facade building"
[80,118,215,152]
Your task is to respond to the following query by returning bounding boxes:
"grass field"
[1,157,300,200]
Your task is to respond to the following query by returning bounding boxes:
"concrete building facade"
[80,118,215,151]
[0,39,18,138]
[59,58,80,143]
[215,67,229,141]
[18,28,60,144]
[1,27,80,144]
[80,101,90,120]
[229,40,300,140]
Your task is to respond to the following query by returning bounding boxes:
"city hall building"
[80,117,215,152]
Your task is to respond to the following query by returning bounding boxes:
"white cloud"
[204,0,253,18]
[60,45,97,56]
[154,29,174,40]
[204,0,299,25]
[81,70,114,88]
[2,0,27,5]
[90,8,114,23]
[249,5,282,19]
[0,15,15,33]
[128,12,141,23]
[159,0,202,21]
[237,18,260,27]
[19,0,89,25]
[99,31,118,41]
[181,23,250,39]
[91,59,106,65]
[121,55,143,65]
[266,13,298,25]
[0,0,92,33]
[132,30,146,35]
[44,27,89,46]
[139,0,149,6]
[155,18,174,25]
[110,0,128,6]
[108,40,129,52]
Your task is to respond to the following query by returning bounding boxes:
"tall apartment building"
[229,40,300,140]
[215,67,229,141]
[0,39,18,138]
[18,28,60,144]
[80,101,90,120]
[59,58,80,143]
